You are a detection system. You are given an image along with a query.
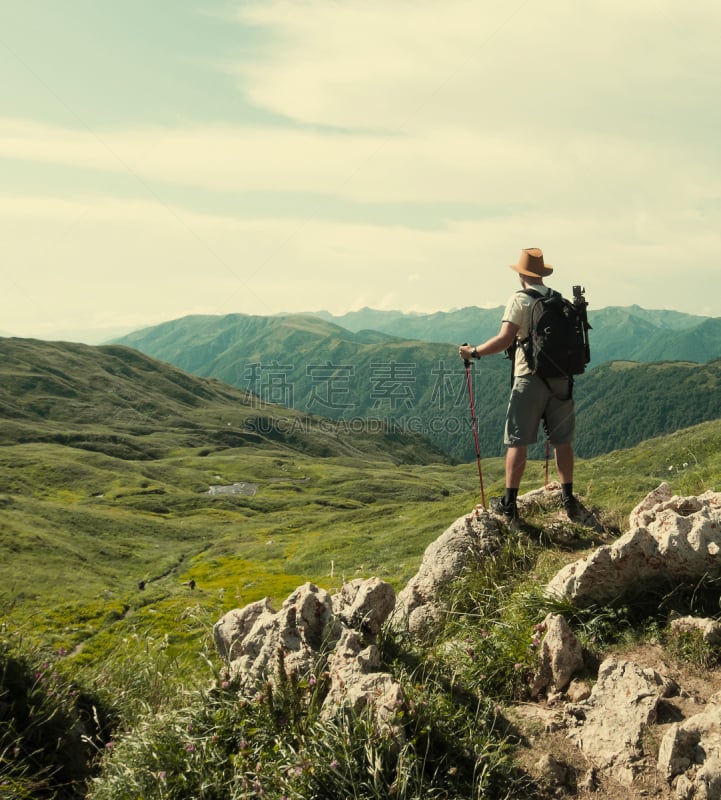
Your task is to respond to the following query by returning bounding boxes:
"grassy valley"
[3,336,721,799]
[3,336,720,660]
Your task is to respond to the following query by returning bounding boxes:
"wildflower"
[330,759,340,769]
[105,740,115,751]
[309,674,317,686]
[221,680,230,690]
[514,662,522,671]
[185,743,195,753]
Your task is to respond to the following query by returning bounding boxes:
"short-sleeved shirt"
[502,285,554,377]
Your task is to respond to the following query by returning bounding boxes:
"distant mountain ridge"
[314,305,719,364]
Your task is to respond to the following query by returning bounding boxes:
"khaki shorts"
[504,375,575,447]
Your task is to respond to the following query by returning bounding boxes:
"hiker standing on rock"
[459,248,583,524]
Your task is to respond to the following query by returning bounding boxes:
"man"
[458,247,580,523]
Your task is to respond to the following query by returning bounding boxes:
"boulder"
[213,582,338,690]
[546,484,721,607]
[322,628,405,739]
[670,616,721,647]
[529,613,584,698]
[392,508,501,637]
[567,658,670,784]
[658,691,721,798]
[332,576,396,639]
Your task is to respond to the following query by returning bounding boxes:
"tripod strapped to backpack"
[572,284,591,369]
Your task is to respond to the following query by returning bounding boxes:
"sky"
[2,1,721,343]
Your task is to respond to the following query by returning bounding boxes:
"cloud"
[229,0,721,141]
[2,0,721,338]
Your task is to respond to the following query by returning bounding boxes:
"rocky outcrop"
[565,658,673,784]
[214,483,721,796]
[670,616,721,646]
[546,483,721,607]
[213,578,404,735]
[529,613,584,699]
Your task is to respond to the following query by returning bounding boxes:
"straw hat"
[509,247,553,277]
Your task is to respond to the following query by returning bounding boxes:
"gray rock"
[214,578,402,735]
[546,484,721,607]
[658,693,721,798]
[530,613,585,698]
[670,616,721,647]
[570,658,667,784]
[393,508,501,637]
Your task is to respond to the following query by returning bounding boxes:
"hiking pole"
[541,417,551,488]
[462,345,487,509]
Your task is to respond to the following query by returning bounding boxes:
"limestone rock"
[214,578,402,735]
[569,658,668,784]
[323,628,405,739]
[658,692,721,797]
[393,508,501,637]
[529,613,584,698]
[213,582,338,690]
[546,484,721,607]
[332,576,395,639]
[670,616,721,647]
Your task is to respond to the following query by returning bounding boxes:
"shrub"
[0,638,112,799]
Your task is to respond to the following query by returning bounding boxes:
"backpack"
[516,288,590,379]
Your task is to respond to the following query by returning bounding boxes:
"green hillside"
[0,336,456,655]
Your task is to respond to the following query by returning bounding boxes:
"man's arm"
[459,321,519,361]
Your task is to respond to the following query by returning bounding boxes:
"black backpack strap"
[506,288,540,384]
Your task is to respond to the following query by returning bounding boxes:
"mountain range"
[111,307,721,462]
[314,304,721,364]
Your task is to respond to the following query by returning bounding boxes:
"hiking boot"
[491,496,519,529]
[563,495,604,531]
[563,494,583,522]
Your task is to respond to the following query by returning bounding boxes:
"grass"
[3,336,721,797]
[4,416,721,661]
[3,429,721,797]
